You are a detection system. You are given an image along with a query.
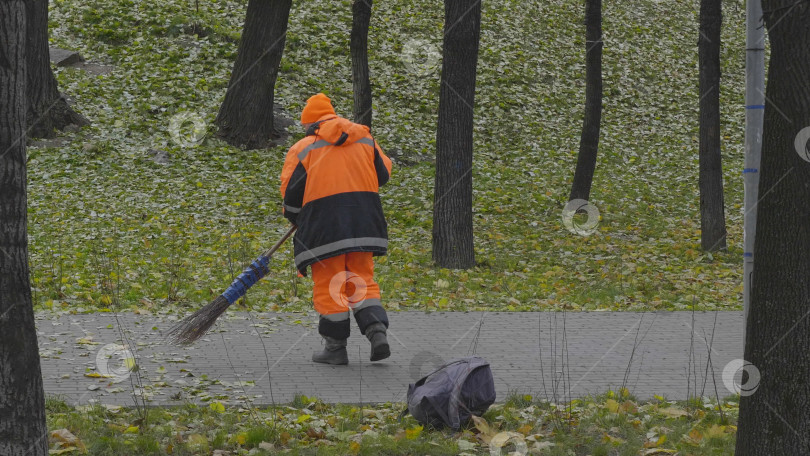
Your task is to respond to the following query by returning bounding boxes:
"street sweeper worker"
[280,93,393,365]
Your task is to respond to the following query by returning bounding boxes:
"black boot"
[312,336,349,365]
[365,322,390,361]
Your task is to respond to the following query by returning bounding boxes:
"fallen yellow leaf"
[620,400,637,413]
[682,427,703,445]
[209,401,225,413]
[605,399,620,413]
[50,429,86,453]
[405,425,423,440]
[106,424,125,432]
[50,429,80,444]
[602,433,625,445]
[83,372,109,378]
[658,406,688,418]
[187,434,208,449]
[471,415,491,435]
[705,425,728,438]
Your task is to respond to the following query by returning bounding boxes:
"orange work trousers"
[310,252,381,317]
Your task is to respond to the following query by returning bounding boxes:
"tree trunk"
[735,2,810,454]
[351,0,373,128]
[698,0,727,251]
[432,0,481,269]
[568,0,602,202]
[0,3,49,455]
[214,0,292,150]
[26,0,88,138]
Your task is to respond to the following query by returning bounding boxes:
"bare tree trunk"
[735,2,810,454]
[0,3,49,455]
[432,0,481,269]
[215,0,292,149]
[698,0,727,251]
[26,0,88,138]
[568,0,602,202]
[351,0,373,128]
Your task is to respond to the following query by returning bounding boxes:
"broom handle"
[219,225,297,306]
[260,225,297,259]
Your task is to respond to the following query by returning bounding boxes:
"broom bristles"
[165,295,232,345]
[166,225,296,345]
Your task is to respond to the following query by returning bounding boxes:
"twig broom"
[166,225,297,345]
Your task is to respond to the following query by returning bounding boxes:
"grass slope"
[33,0,748,313]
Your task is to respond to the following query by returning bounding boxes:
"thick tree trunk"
[568,0,602,202]
[432,0,481,269]
[0,3,49,455]
[351,0,373,128]
[215,0,292,150]
[735,2,810,454]
[26,0,88,138]
[698,0,727,251]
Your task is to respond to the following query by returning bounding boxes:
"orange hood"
[315,116,370,146]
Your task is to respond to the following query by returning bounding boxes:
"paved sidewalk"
[36,311,743,407]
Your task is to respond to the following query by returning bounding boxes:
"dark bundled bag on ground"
[401,356,496,430]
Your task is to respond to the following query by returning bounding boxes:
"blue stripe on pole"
[745,105,765,109]
[743,168,758,173]
[744,252,753,258]
[221,255,271,304]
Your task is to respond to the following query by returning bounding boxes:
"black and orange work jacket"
[279,115,393,275]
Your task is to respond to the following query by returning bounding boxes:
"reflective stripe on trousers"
[319,298,382,321]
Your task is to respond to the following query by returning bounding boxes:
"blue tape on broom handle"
[222,255,271,304]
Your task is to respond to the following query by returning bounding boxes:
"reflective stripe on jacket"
[279,115,393,274]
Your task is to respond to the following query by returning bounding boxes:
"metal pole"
[744,0,765,345]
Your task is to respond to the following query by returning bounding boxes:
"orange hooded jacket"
[280,115,393,274]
